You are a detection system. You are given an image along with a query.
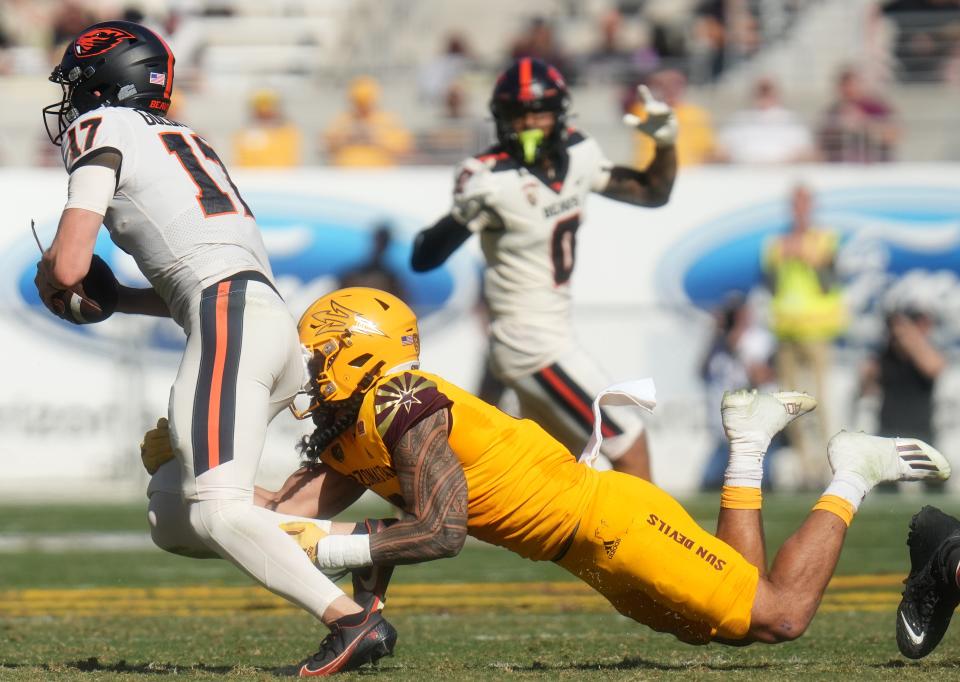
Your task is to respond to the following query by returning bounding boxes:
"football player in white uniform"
[34,21,393,675]
[411,58,677,479]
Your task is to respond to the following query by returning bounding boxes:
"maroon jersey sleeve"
[374,372,453,452]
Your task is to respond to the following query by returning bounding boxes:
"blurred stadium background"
[1,0,960,500]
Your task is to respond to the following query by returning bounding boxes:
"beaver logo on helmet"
[73,27,135,58]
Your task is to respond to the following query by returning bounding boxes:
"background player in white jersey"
[33,21,393,675]
[411,58,677,478]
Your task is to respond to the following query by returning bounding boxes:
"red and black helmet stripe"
[490,57,568,115]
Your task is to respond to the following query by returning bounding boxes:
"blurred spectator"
[944,40,960,86]
[0,0,53,51]
[415,81,487,165]
[162,9,204,89]
[862,307,945,444]
[716,76,815,164]
[418,32,473,104]
[630,68,717,168]
[700,295,776,490]
[818,66,899,163]
[861,302,946,489]
[644,0,692,72]
[509,16,577,84]
[232,89,302,168]
[883,0,960,82]
[339,223,406,299]
[690,0,760,83]
[50,0,98,50]
[322,76,414,167]
[0,23,12,76]
[582,9,653,83]
[763,184,847,489]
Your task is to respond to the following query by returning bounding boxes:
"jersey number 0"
[160,132,254,219]
[551,214,581,285]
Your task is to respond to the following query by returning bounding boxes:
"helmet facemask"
[291,335,387,420]
[43,65,87,146]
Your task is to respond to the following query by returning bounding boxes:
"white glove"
[622,85,678,148]
[451,158,498,232]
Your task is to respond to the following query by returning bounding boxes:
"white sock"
[823,470,870,511]
[723,438,766,488]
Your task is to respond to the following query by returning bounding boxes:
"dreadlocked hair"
[297,390,366,466]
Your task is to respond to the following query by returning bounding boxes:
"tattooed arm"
[256,463,366,519]
[599,146,677,208]
[367,409,469,565]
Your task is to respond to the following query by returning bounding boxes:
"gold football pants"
[557,471,758,643]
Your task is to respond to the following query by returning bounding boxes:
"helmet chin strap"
[517,128,544,164]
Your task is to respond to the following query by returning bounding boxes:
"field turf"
[2,493,960,680]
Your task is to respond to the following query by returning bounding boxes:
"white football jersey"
[453,131,612,379]
[61,106,273,327]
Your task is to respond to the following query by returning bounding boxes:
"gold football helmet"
[294,287,420,418]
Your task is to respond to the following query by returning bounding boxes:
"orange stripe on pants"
[206,281,232,471]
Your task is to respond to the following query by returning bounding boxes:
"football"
[53,254,119,325]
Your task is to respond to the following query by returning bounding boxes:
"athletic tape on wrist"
[314,533,372,570]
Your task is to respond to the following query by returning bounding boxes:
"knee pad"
[147,491,216,559]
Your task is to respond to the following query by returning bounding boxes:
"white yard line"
[0,532,155,553]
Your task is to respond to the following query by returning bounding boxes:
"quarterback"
[34,21,393,675]
[411,58,677,479]
[270,286,950,647]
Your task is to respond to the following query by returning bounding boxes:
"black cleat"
[896,506,960,659]
[352,519,394,613]
[298,611,397,677]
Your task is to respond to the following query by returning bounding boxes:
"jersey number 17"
[160,132,254,219]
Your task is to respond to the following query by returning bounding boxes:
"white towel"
[579,378,657,469]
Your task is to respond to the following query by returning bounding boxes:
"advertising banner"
[3,164,959,495]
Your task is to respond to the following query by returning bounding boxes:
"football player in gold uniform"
[143,286,951,647]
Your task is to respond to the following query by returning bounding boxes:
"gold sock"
[812,494,855,527]
[721,485,762,510]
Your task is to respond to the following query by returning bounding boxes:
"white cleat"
[827,431,952,487]
[721,389,818,451]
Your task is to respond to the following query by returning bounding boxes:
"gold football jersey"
[319,369,599,560]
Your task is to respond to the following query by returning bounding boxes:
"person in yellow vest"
[763,184,847,489]
[631,69,717,169]
[322,76,413,167]
[232,88,303,168]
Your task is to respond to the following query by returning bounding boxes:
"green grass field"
[2,493,960,680]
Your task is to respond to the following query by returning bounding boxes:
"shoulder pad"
[63,108,128,173]
[564,128,587,147]
[372,371,453,449]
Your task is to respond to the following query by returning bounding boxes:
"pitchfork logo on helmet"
[294,287,420,417]
[73,26,136,58]
[43,20,175,146]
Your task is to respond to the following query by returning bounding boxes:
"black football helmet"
[489,57,570,165]
[43,20,175,145]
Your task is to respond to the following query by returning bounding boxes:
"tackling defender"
[34,21,393,675]
[268,286,950,647]
[411,58,677,479]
